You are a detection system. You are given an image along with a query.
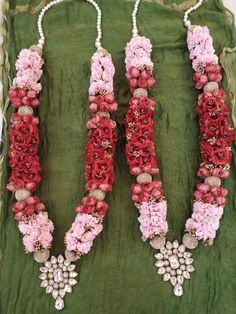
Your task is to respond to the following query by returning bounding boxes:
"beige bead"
[204,176,221,187]
[15,189,31,201]
[150,236,166,249]
[96,111,110,118]
[182,233,198,250]
[136,173,152,184]
[133,88,148,98]
[203,82,219,92]
[29,45,43,56]
[89,189,106,201]
[34,249,50,263]
[18,106,33,116]
[65,249,80,262]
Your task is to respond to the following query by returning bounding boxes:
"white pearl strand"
[132,0,141,37]
[37,0,64,48]
[86,0,102,49]
[183,0,204,28]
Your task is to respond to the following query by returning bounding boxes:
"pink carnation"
[185,201,224,241]
[89,50,115,95]
[125,36,153,72]
[187,26,218,70]
[18,212,54,252]
[65,213,103,255]
[138,200,168,241]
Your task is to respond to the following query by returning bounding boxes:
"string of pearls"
[37,0,102,49]
[132,0,141,37]
[183,0,204,28]
[37,0,64,48]
[86,0,102,49]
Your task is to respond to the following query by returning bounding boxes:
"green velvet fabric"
[1,0,236,313]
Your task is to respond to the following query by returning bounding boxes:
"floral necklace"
[7,0,117,310]
[124,0,234,296]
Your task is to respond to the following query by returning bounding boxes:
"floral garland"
[125,29,234,246]
[7,46,117,260]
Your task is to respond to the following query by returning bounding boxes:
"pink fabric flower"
[125,36,153,72]
[89,50,115,95]
[185,201,224,241]
[187,26,218,70]
[13,49,43,92]
[138,200,168,241]
[18,212,54,252]
[65,213,103,255]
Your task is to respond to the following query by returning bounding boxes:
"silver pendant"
[39,255,78,310]
[154,240,195,296]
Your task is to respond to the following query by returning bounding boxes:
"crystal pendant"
[39,255,79,310]
[154,240,195,297]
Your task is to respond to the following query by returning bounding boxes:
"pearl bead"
[182,233,198,250]
[96,111,110,117]
[204,176,221,187]
[18,106,33,116]
[203,81,219,92]
[136,173,152,184]
[34,250,50,263]
[15,188,31,201]
[89,189,106,200]
[133,88,148,98]
[150,236,166,249]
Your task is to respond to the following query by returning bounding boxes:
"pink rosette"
[187,26,218,70]
[89,50,115,95]
[185,201,224,242]
[65,213,103,255]
[138,200,168,241]
[18,212,54,252]
[13,49,44,92]
[125,36,153,72]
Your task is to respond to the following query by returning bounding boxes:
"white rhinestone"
[63,272,69,278]
[64,260,71,267]
[69,271,78,278]
[39,267,48,273]
[155,253,163,260]
[186,265,195,272]
[58,263,64,268]
[172,240,179,248]
[64,284,72,293]
[59,282,65,289]
[53,269,64,283]
[164,254,169,259]
[180,265,186,271]
[170,276,177,286]
[55,297,64,311]
[39,273,47,280]
[40,280,48,288]
[59,289,66,298]
[45,286,53,294]
[45,261,51,268]
[173,284,183,297]
[166,241,173,250]
[69,278,78,286]
[163,260,169,266]
[67,264,76,272]
[63,266,67,271]
[169,255,180,269]
[57,255,64,263]
[183,252,191,259]
[52,289,59,299]
[53,283,59,289]
[176,269,182,275]
[173,249,178,254]
[185,258,193,265]
[64,278,69,284]
[179,258,185,264]
[150,236,166,249]
[163,273,171,281]
[49,279,54,285]
[183,271,190,279]
[177,275,184,285]
[160,247,167,254]
[155,260,164,268]
[178,245,185,253]
[170,270,176,276]
[178,252,183,258]
[157,267,166,275]
[166,267,171,273]
[51,256,57,264]
[167,250,172,255]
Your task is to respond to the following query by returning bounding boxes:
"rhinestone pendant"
[154,240,195,296]
[39,255,78,310]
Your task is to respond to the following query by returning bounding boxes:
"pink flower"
[185,201,224,241]
[65,213,103,255]
[18,212,54,252]
[138,200,168,241]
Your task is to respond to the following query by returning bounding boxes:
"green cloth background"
[1,0,236,313]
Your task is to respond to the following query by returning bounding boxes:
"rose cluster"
[7,113,41,192]
[194,183,228,206]
[126,67,156,94]
[12,196,46,221]
[125,96,159,175]
[131,180,163,204]
[75,195,108,218]
[85,114,117,192]
[8,88,40,109]
[192,63,222,90]
[88,93,118,113]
